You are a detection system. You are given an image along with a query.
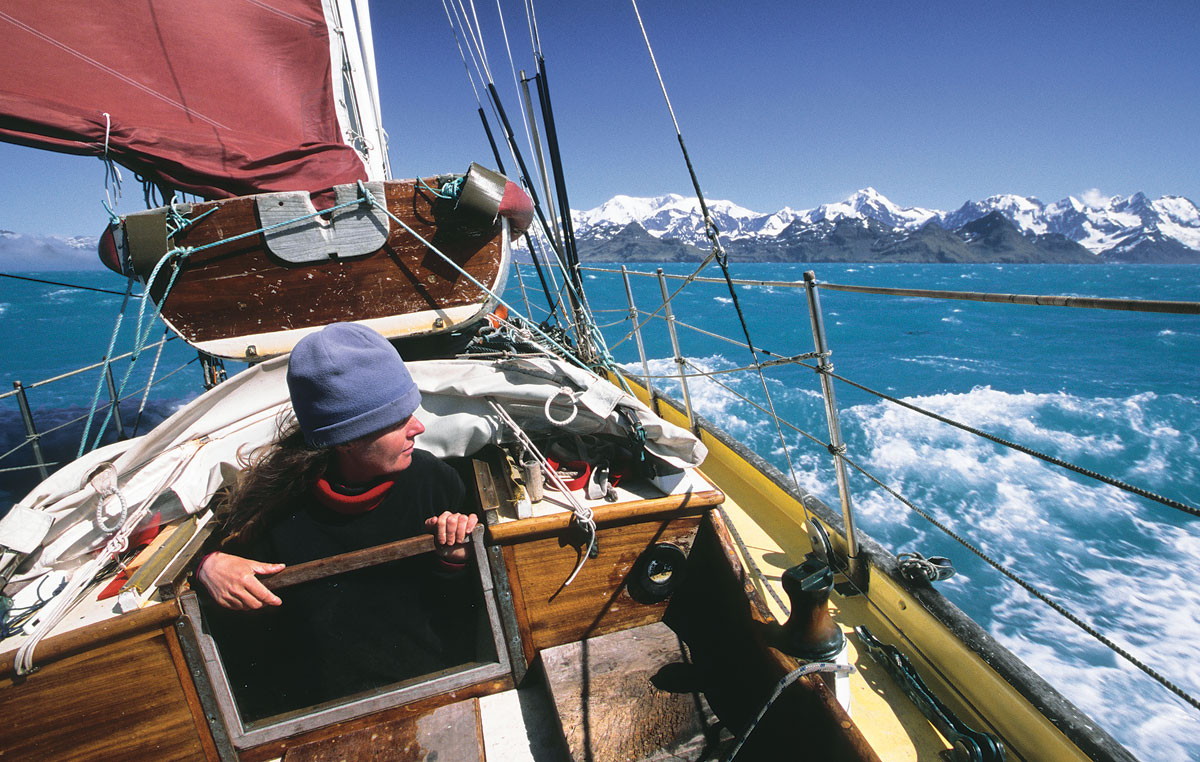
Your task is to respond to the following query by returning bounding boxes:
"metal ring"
[544,387,579,426]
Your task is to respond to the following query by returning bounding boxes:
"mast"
[328,0,391,180]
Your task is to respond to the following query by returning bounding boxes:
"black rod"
[477,107,507,175]
[478,100,558,318]
[534,55,591,349]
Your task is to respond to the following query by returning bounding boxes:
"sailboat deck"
[714,490,952,761]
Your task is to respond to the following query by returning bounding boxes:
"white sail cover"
[7,356,706,583]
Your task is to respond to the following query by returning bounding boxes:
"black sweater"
[202,451,480,721]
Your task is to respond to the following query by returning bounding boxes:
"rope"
[101,112,122,221]
[76,275,135,456]
[717,506,791,617]
[84,244,189,453]
[723,662,854,761]
[896,551,955,583]
[91,464,128,533]
[816,281,1200,316]
[0,272,137,298]
[12,441,200,674]
[543,387,581,426]
[813,364,1200,520]
[836,449,1200,714]
[131,326,170,435]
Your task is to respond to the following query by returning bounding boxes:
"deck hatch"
[177,528,511,751]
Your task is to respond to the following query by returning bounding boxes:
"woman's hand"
[197,552,286,610]
[425,511,479,564]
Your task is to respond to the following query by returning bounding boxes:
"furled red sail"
[0,1,384,199]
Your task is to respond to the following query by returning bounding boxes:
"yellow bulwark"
[612,371,1094,762]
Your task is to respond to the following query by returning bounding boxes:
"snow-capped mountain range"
[4,189,1198,270]
[570,189,1200,263]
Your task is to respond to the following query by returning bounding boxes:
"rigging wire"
[76,274,135,456]
[647,324,1200,714]
[441,0,575,325]
[523,0,542,58]
[453,0,611,360]
[627,0,810,523]
[804,361,1200,521]
[0,272,136,298]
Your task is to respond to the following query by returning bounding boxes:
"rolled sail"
[0,0,384,198]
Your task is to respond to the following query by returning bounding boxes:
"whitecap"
[620,354,755,436]
[714,296,732,305]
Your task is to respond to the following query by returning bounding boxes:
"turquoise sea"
[2,263,1198,759]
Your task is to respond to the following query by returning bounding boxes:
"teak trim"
[0,599,181,678]
[486,488,723,544]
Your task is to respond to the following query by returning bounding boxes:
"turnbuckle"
[855,626,1005,762]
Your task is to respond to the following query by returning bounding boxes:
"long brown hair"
[213,416,332,547]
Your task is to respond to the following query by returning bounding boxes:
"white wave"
[622,355,755,436]
[1159,329,1175,337]
[991,529,1200,762]
[714,296,732,305]
[897,355,992,373]
[839,384,1200,759]
[0,303,8,317]
[941,316,960,324]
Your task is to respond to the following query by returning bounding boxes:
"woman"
[196,322,482,716]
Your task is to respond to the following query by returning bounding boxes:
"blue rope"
[417,176,465,201]
[86,247,189,453]
[77,275,136,457]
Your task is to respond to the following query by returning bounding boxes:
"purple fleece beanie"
[286,323,421,448]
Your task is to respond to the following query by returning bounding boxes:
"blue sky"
[2,0,1198,237]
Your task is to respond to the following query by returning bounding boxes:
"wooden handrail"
[262,534,438,591]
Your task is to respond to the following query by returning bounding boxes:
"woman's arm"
[197,552,286,610]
